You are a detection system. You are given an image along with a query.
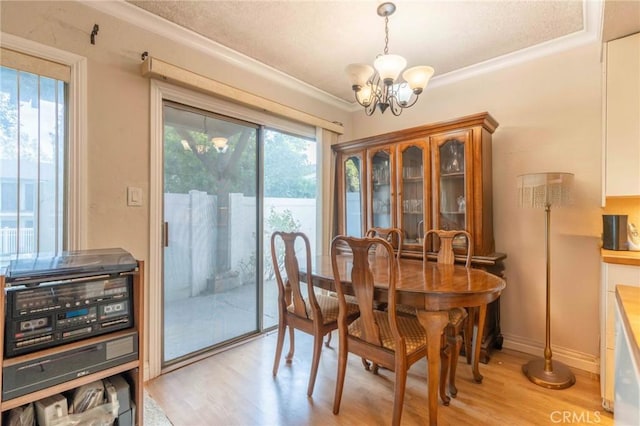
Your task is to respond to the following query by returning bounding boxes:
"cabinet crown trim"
[334,112,498,151]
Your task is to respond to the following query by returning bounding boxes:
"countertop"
[602,249,640,266]
[616,285,640,370]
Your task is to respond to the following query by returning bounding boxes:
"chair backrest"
[423,229,473,267]
[330,235,401,347]
[365,227,403,258]
[271,231,318,320]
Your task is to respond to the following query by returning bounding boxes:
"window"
[0,47,71,268]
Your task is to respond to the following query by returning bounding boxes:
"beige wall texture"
[349,43,604,366]
[2,1,604,369]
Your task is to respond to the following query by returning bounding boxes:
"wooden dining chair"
[271,231,359,397]
[424,229,473,400]
[365,227,404,258]
[361,227,403,373]
[330,235,428,426]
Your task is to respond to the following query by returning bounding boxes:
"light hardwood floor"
[145,331,612,425]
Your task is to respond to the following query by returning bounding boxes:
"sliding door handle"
[163,222,169,247]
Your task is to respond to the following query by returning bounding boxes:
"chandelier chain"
[384,16,389,55]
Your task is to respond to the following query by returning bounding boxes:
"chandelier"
[345,2,434,116]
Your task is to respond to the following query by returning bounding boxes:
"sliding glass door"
[162,101,259,364]
[262,129,317,329]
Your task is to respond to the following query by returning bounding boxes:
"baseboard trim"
[502,334,600,374]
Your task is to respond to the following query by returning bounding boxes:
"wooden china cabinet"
[334,112,506,362]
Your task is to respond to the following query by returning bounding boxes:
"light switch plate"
[127,187,143,206]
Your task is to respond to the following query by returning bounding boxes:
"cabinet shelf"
[440,172,465,178]
[1,361,139,412]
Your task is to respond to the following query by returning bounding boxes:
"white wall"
[349,43,603,369]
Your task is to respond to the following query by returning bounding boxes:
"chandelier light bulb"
[356,83,375,106]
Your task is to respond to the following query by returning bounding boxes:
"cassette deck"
[4,275,133,357]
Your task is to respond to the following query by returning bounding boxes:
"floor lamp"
[517,172,576,389]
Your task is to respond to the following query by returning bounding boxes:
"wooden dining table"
[301,255,506,426]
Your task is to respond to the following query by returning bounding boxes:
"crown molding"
[82,0,602,114]
[80,0,353,112]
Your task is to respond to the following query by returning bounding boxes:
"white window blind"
[1,47,70,82]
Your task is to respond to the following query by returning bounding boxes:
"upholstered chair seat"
[288,294,359,324]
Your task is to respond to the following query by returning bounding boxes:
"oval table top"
[306,255,506,311]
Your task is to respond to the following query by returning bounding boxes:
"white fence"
[0,227,36,265]
[164,191,316,302]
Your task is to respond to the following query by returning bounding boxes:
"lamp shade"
[211,137,229,153]
[345,63,374,88]
[374,54,407,84]
[395,83,413,105]
[402,65,435,91]
[211,137,228,149]
[517,172,574,208]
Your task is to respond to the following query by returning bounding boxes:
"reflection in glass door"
[343,155,362,236]
[162,101,259,365]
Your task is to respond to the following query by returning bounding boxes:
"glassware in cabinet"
[432,134,471,253]
[368,148,393,229]
[438,139,466,229]
[398,142,429,247]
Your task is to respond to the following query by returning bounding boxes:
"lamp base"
[522,358,576,390]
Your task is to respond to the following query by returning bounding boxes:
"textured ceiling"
[124,1,638,103]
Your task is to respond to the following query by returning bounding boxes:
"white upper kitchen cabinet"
[604,32,640,198]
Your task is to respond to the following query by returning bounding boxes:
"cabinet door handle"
[163,222,169,247]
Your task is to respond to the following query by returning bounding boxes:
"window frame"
[1,33,87,253]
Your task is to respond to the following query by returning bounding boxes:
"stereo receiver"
[3,331,139,400]
[4,275,133,357]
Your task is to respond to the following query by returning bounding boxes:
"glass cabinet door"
[368,149,393,229]
[432,133,471,252]
[398,142,428,247]
[343,155,363,236]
